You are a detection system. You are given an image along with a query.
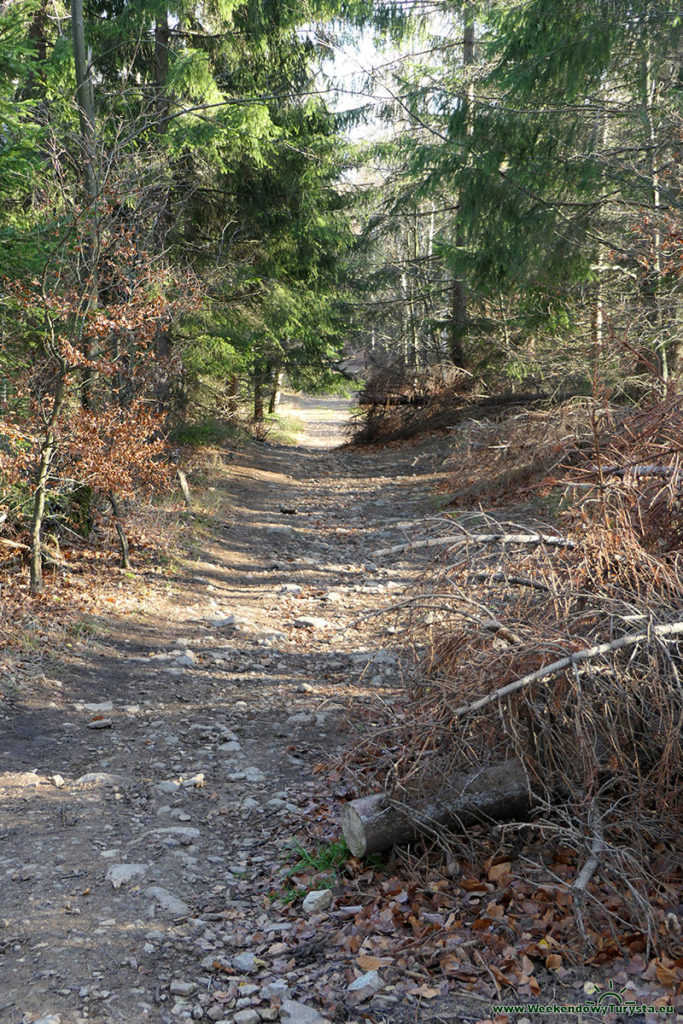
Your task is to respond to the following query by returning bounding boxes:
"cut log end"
[341,759,532,858]
[341,801,373,858]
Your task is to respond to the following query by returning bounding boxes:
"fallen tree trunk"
[341,758,531,857]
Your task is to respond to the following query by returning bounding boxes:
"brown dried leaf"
[488,862,512,883]
[357,954,393,971]
[655,962,679,989]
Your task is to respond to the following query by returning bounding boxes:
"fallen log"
[341,758,531,857]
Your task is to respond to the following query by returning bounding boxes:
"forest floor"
[0,395,678,1024]
[0,394,463,1024]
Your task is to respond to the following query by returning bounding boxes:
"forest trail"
[0,399,455,1024]
[275,393,354,449]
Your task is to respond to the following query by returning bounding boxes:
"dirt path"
[0,401,454,1024]
[275,393,353,449]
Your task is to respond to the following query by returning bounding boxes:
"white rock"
[152,826,200,845]
[280,999,332,1024]
[175,650,197,667]
[215,725,239,740]
[82,701,114,712]
[260,979,289,999]
[267,525,298,538]
[201,954,227,970]
[106,863,148,888]
[244,767,265,783]
[288,712,314,725]
[154,779,180,794]
[302,889,332,914]
[145,886,189,917]
[52,774,65,788]
[233,1010,260,1024]
[211,615,238,628]
[347,970,385,999]
[293,616,331,630]
[87,717,113,729]
[232,951,256,972]
[75,772,127,788]
[181,773,205,788]
[277,583,302,595]
[259,1010,279,1023]
[33,1016,62,1024]
[218,740,241,753]
[170,979,198,996]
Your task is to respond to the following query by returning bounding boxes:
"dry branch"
[0,537,29,551]
[451,618,683,717]
[375,531,575,558]
[601,464,683,480]
[468,570,551,592]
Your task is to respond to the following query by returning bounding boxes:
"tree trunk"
[591,91,610,355]
[641,48,666,381]
[448,4,475,369]
[177,468,192,507]
[30,371,66,594]
[268,367,284,414]
[109,493,130,569]
[23,1,48,103]
[152,11,174,398]
[449,277,467,368]
[341,758,531,857]
[71,0,100,408]
[253,364,265,421]
[227,374,240,417]
[155,12,170,133]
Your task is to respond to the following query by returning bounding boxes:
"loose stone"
[302,889,332,914]
[232,951,256,972]
[233,1011,260,1024]
[347,970,385,999]
[280,999,332,1024]
[170,980,198,996]
[145,885,190,917]
[105,863,148,888]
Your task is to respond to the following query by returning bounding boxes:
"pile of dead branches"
[442,399,627,503]
[351,394,683,951]
[350,362,475,444]
[349,361,589,447]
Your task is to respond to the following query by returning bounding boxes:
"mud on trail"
[0,396,459,1024]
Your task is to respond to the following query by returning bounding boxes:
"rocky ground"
[0,396,460,1024]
